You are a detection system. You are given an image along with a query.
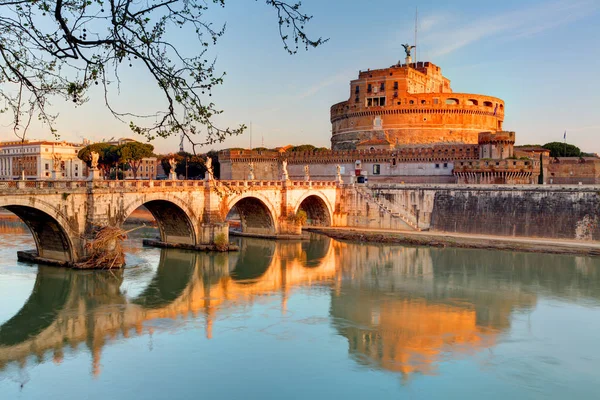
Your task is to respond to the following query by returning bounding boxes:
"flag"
[564,131,567,140]
[493,104,498,116]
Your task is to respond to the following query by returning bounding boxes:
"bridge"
[0,179,346,264]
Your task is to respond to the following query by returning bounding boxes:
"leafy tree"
[0,1,326,149]
[118,142,155,179]
[78,143,116,178]
[542,142,582,157]
[287,144,316,152]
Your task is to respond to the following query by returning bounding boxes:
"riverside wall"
[359,184,600,241]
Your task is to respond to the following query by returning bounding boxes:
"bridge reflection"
[1,234,599,379]
[0,235,337,375]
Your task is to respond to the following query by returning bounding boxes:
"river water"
[0,216,599,399]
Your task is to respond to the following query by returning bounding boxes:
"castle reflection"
[1,233,599,379]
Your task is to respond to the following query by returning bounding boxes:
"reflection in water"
[0,221,600,396]
[0,235,336,375]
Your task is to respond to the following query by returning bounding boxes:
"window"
[435,163,440,169]
[45,163,49,170]
[393,82,398,90]
[373,164,381,175]
[443,163,448,168]
[367,84,372,93]
[445,98,459,105]
[392,158,397,166]
[355,86,360,94]
[433,98,439,105]
[380,83,385,91]
[366,97,386,107]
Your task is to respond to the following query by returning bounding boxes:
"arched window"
[445,98,459,105]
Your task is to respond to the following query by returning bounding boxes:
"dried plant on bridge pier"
[0,1,326,148]
[76,225,128,269]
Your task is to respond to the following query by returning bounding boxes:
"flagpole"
[563,131,567,157]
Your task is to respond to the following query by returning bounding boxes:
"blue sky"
[3,0,599,153]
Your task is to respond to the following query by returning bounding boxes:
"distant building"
[0,140,87,180]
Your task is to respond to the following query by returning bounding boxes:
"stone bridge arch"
[294,192,333,227]
[225,193,278,236]
[0,198,77,262]
[121,194,198,246]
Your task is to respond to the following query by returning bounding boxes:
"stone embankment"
[308,227,600,257]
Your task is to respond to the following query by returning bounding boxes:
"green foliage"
[212,233,229,252]
[158,150,218,179]
[542,142,582,157]
[118,142,154,179]
[287,210,308,225]
[287,144,317,152]
[78,143,119,178]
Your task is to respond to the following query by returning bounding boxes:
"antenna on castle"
[414,6,418,67]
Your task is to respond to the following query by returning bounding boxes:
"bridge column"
[201,181,230,245]
[278,180,302,236]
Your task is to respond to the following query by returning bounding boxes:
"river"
[0,216,599,399]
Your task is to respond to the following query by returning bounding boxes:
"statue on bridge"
[304,164,310,182]
[336,164,343,184]
[248,162,255,180]
[168,158,177,180]
[281,159,289,181]
[90,151,100,169]
[52,154,62,180]
[205,157,214,181]
[88,151,102,181]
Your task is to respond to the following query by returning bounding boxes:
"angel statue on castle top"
[402,43,416,58]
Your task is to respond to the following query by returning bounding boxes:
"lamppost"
[185,156,188,180]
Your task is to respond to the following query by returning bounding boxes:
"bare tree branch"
[0,0,327,152]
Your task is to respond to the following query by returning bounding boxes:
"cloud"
[420,0,599,57]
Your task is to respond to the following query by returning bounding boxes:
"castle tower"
[330,61,505,150]
[478,131,515,159]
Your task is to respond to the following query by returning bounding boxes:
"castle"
[330,61,505,151]
[220,55,599,185]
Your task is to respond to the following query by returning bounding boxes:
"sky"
[1,0,599,154]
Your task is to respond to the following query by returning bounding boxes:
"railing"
[0,178,339,192]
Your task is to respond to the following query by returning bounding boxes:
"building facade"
[330,62,505,150]
[0,140,87,180]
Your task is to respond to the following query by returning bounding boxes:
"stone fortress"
[330,61,505,150]
[221,49,600,185]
